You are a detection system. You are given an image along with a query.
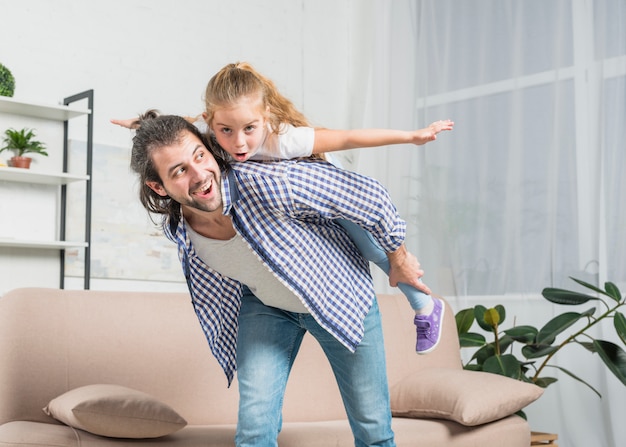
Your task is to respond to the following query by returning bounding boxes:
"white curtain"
[349,1,626,446]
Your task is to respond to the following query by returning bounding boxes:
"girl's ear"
[261,104,271,124]
[146,181,168,197]
[202,112,214,133]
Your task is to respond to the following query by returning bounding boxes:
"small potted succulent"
[0,127,48,169]
[0,62,15,97]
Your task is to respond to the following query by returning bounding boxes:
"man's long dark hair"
[130,110,230,224]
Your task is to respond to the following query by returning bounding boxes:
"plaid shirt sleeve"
[284,159,406,253]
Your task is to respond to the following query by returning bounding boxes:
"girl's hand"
[110,118,140,129]
[411,119,454,145]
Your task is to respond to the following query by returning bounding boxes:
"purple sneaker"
[414,297,445,354]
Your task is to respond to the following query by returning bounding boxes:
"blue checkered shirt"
[163,159,406,384]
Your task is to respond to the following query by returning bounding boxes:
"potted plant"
[0,127,48,169]
[0,62,15,97]
[455,277,626,416]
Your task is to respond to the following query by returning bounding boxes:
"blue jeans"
[235,292,395,447]
[337,219,430,311]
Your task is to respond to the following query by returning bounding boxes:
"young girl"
[113,61,453,354]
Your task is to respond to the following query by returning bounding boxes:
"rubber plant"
[456,277,626,401]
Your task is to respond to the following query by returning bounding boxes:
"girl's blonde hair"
[203,61,310,135]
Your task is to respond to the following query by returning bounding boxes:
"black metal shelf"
[0,90,93,289]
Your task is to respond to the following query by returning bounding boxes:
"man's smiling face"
[146,130,223,214]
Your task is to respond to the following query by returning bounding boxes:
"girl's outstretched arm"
[311,119,454,154]
[111,115,202,129]
[110,117,141,129]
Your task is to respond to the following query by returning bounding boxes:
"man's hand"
[387,245,432,295]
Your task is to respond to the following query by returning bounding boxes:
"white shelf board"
[0,239,88,250]
[0,166,89,185]
[0,96,90,121]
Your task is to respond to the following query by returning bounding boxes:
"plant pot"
[10,156,32,169]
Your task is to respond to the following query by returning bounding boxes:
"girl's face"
[210,94,268,162]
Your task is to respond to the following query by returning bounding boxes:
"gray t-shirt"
[187,225,309,313]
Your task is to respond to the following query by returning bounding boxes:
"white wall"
[0,0,371,293]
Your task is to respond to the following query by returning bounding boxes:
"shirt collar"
[221,169,240,215]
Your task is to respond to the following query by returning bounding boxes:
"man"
[130,111,430,447]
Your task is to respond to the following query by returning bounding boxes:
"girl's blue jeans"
[235,292,396,447]
[337,219,430,310]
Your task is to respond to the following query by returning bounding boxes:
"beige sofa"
[0,287,542,446]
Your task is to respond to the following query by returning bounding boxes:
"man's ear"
[146,181,168,197]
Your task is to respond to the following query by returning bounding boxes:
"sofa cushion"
[43,384,187,438]
[390,368,544,426]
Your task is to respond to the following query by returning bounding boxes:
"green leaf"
[536,312,585,345]
[483,354,523,380]
[475,305,505,331]
[614,312,626,346]
[570,277,607,295]
[593,340,626,386]
[579,306,597,318]
[522,344,558,359]
[533,376,558,388]
[544,365,601,397]
[504,325,538,343]
[604,282,622,302]
[473,343,496,365]
[455,308,475,334]
[494,304,506,324]
[519,361,537,378]
[459,332,486,348]
[495,304,506,323]
[474,305,491,331]
[569,277,622,302]
[542,287,598,305]
[579,341,596,353]
[498,335,515,353]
